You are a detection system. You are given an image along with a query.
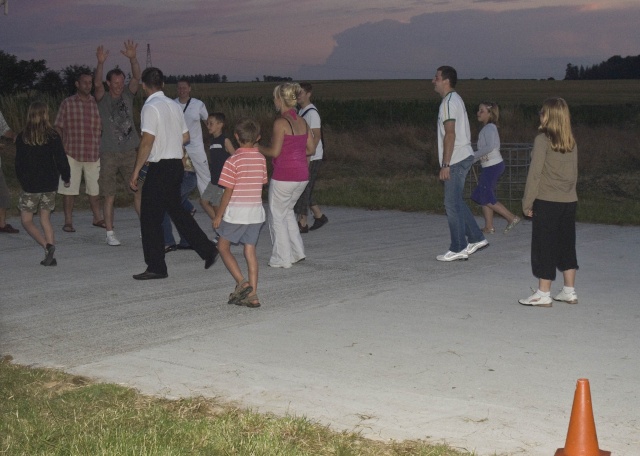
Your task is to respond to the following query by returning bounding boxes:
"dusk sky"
[1,0,639,81]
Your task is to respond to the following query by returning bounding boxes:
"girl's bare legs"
[481,206,495,231]
[40,209,55,245]
[21,210,47,247]
[538,269,575,294]
[538,278,552,293]
[485,201,517,224]
[562,269,576,288]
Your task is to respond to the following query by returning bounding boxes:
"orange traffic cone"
[555,378,610,455]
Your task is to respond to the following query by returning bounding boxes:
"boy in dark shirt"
[201,112,235,227]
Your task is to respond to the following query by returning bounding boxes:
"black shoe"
[204,245,219,270]
[298,222,309,233]
[40,258,57,266]
[133,270,168,280]
[42,244,56,266]
[176,244,193,250]
[309,214,328,231]
[164,244,177,253]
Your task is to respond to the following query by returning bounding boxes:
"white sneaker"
[518,290,553,307]
[436,250,468,262]
[106,231,121,246]
[554,289,578,304]
[463,239,489,255]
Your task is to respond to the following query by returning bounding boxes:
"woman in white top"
[471,101,520,234]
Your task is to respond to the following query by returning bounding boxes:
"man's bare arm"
[121,40,141,95]
[94,45,108,101]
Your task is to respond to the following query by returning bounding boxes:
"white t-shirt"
[174,97,208,155]
[299,104,323,161]
[141,91,188,162]
[437,91,473,166]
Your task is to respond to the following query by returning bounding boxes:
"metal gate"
[466,143,532,209]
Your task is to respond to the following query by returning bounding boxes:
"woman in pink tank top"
[259,83,315,269]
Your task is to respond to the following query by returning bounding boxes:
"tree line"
[0,50,235,96]
[564,55,640,80]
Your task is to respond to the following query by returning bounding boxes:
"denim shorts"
[217,220,263,245]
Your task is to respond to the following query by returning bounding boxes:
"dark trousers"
[294,159,322,216]
[531,199,578,281]
[141,159,214,275]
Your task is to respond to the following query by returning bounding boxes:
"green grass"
[0,357,472,456]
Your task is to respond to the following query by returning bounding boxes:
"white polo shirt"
[141,91,188,162]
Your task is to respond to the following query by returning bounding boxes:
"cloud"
[296,5,640,80]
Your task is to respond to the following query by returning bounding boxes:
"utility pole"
[146,44,152,68]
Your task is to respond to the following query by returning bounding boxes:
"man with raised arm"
[94,40,142,246]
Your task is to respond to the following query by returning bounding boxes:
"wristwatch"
[441,163,450,168]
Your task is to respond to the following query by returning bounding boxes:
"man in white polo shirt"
[129,67,217,280]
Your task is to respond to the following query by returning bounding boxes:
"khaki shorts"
[58,156,100,196]
[18,191,56,213]
[99,149,136,196]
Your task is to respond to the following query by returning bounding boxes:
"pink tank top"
[272,114,309,182]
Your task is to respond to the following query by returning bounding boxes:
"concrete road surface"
[1,205,638,455]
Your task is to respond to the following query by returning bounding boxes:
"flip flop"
[228,280,253,304]
[62,224,76,233]
[92,220,106,228]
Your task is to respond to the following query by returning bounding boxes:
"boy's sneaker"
[436,250,468,262]
[518,290,553,307]
[554,289,578,304]
[463,239,489,255]
[41,244,56,266]
[106,231,121,246]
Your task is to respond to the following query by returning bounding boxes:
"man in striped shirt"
[213,118,267,308]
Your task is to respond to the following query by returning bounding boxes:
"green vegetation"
[0,357,471,456]
[1,79,638,225]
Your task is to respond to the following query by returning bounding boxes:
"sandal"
[92,220,106,228]
[228,280,253,304]
[482,227,495,234]
[236,293,261,308]
[62,224,76,233]
[504,216,521,234]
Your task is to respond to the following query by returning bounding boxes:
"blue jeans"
[162,171,197,247]
[443,155,484,253]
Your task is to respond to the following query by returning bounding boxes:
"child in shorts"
[14,101,71,266]
[213,118,267,308]
[201,112,235,227]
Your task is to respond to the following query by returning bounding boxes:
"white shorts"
[57,156,100,196]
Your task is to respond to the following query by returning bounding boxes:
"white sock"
[537,289,550,297]
[563,286,575,294]
[107,230,114,236]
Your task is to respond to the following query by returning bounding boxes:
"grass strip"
[0,357,473,456]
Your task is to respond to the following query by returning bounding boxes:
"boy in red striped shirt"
[214,119,267,308]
